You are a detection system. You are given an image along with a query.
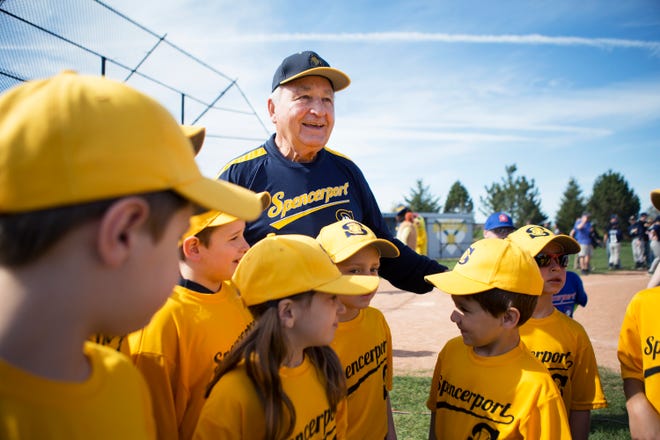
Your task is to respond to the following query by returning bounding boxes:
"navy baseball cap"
[396,205,411,217]
[484,212,514,231]
[271,51,351,92]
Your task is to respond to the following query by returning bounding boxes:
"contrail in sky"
[214,32,660,52]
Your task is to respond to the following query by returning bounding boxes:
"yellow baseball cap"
[0,71,263,220]
[232,234,380,306]
[316,219,399,263]
[180,125,206,156]
[652,189,660,210]
[424,238,543,296]
[182,192,271,241]
[507,225,580,256]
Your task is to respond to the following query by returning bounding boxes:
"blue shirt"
[552,271,588,317]
[218,134,446,293]
[573,219,592,245]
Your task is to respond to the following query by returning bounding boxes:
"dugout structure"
[383,213,475,259]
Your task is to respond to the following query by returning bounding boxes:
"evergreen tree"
[404,179,441,213]
[555,178,585,235]
[443,181,474,214]
[587,170,640,236]
[480,164,546,227]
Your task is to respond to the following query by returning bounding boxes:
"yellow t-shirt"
[427,337,570,439]
[331,307,392,438]
[0,342,155,439]
[520,308,607,411]
[194,356,347,439]
[414,216,428,256]
[128,280,253,440]
[618,286,660,413]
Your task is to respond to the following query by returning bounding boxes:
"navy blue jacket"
[217,134,446,293]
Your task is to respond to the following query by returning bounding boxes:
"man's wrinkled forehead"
[281,75,335,94]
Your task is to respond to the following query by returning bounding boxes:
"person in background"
[604,214,623,270]
[396,211,417,251]
[510,225,607,440]
[552,270,588,318]
[618,189,660,439]
[317,219,399,439]
[573,213,594,275]
[483,211,515,239]
[647,215,660,276]
[413,213,428,256]
[629,213,648,270]
[0,72,264,439]
[216,50,446,294]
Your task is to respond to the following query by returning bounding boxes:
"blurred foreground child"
[0,72,263,439]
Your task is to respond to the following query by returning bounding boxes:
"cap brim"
[279,66,351,91]
[333,239,400,263]
[425,271,493,296]
[315,274,379,295]
[551,235,581,254]
[180,125,206,156]
[652,189,660,210]
[174,177,264,221]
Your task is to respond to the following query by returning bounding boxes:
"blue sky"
[11,0,660,223]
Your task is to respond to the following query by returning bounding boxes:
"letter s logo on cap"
[458,245,475,265]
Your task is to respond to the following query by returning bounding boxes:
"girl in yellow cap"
[194,234,378,440]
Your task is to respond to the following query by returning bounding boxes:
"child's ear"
[97,197,149,267]
[278,299,296,329]
[501,307,521,329]
[182,236,202,260]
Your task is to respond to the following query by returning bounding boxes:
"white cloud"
[197,32,660,53]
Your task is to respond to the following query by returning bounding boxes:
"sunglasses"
[534,253,569,268]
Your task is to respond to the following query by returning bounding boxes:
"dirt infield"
[371,271,651,376]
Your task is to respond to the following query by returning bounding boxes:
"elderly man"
[217,50,446,292]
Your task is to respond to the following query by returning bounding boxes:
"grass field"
[391,367,629,439]
[439,241,639,274]
[391,243,637,439]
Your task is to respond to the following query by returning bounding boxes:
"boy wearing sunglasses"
[509,225,607,440]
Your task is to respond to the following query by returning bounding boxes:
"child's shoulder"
[84,341,145,383]
[631,286,660,304]
[364,305,387,320]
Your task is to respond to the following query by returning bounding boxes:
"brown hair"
[469,288,538,326]
[205,291,345,439]
[0,190,188,267]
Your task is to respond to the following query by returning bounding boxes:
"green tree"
[587,170,640,237]
[443,180,474,214]
[555,178,585,235]
[404,179,441,213]
[480,164,546,227]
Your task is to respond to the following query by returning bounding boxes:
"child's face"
[335,246,380,309]
[292,292,346,347]
[536,242,567,295]
[450,295,505,354]
[129,205,193,330]
[199,220,249,283]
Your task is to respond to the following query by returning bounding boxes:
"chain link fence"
[0,0,269,158]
